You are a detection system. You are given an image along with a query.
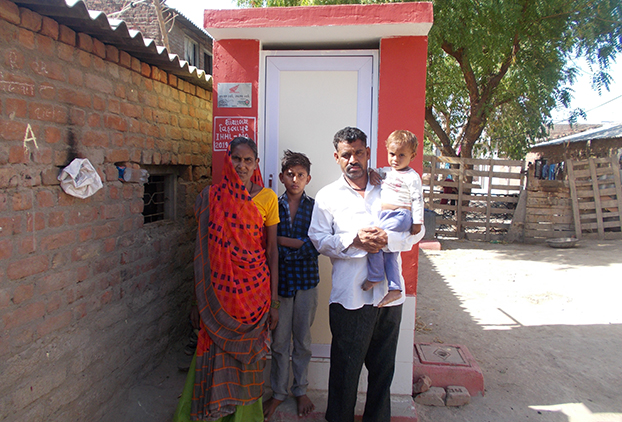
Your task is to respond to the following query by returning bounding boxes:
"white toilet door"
[261,50,378,350]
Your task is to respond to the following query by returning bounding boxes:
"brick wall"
[0,1,212,421]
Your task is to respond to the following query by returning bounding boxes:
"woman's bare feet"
[378,290,402,307]
[263,396,283,421]
[362,280,376,291]
[296,394,315,417]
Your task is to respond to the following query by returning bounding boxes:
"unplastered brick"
[19,7,42,32]
[77,32,93,53]
[40,16,59,39]
[415,387,446,407]
[140,62,151,77]
[130,57,141,73]
[58,24,75,46]
[105,44,119,63]
[0,0,20,25]
[446,385,471,407]
[119,50,131,68]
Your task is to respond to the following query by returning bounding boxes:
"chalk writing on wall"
[23,124,38,150]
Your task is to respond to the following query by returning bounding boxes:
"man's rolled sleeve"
[386,225,425,253]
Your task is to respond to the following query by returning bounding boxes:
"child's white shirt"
[377,166,424,223]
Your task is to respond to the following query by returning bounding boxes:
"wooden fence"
[506,155,622,241]
[523,178,575,240]
[567,156,622,239]
[422,155,525,241]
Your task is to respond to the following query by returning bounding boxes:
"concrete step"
[265,389,418,422]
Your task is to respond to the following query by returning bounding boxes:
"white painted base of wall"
[266,296,416,396]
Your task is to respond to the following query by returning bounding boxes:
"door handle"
[268,174,273,188]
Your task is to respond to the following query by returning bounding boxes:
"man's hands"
[352,227,388,254]
[368,169,383,186]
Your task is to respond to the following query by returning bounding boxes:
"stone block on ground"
[446,385,470,407]
[414,386,446,407]
[413,375,432,394]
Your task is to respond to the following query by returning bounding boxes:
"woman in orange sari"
[174,137,279,422]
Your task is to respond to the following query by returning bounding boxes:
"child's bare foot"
[362,280,375,291]
[296,394,315,417]
[378,290,402,307]
[263,396,283,421]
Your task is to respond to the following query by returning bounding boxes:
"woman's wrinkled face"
[230,143,259,185]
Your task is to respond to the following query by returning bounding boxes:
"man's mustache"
[347,164,361,170]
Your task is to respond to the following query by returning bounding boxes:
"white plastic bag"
[58,158,103,199]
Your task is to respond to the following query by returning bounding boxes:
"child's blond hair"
[385,130,418,154]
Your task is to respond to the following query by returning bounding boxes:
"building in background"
[85,0,213,73]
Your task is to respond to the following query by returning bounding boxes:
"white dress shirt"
[309,175,425,310]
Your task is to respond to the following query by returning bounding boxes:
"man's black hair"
[333,127,367,150]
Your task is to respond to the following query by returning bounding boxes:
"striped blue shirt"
[277,191,320,297]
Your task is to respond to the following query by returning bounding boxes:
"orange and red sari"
[190,151,271,420]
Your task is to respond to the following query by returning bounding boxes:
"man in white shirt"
[309,127,423,422]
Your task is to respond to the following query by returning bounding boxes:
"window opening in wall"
[143,175,166,223]
[142,168,179,224]
[185,37,199,67]
[203,50,213,74]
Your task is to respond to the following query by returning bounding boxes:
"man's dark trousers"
[326,302,402,422]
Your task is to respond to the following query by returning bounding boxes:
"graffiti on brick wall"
[0,73,35,97]
[23,124,38,151]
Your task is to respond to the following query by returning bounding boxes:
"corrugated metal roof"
[13,0,211,90]
[169,6,211,39]
[534,123,622,148]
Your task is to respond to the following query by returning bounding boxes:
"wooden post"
[429,155,437,211]
[566,159,582,239]
[456,158,464,239]
[588,157,605,239]
[610,155,622,225]
[485,159,494,241]
[153,0,171,52]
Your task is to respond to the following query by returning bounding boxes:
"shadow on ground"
[99,339,190,422]
[415,239,622,422]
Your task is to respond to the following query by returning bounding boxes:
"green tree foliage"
[238,0,621,159]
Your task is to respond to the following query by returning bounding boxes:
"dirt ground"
[101,238,622,422]
[415,238,622,422]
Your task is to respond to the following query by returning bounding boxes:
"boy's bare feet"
[378,290,402,307]
[362,280,375,291]
[263,397,283,421]
[296,394,315,417]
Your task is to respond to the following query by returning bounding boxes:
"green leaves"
[425,0,620,159]
[236,0,620,159]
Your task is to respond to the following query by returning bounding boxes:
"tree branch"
[424,127,443,151]
[425,106,458,157]
[442,41,480,106]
